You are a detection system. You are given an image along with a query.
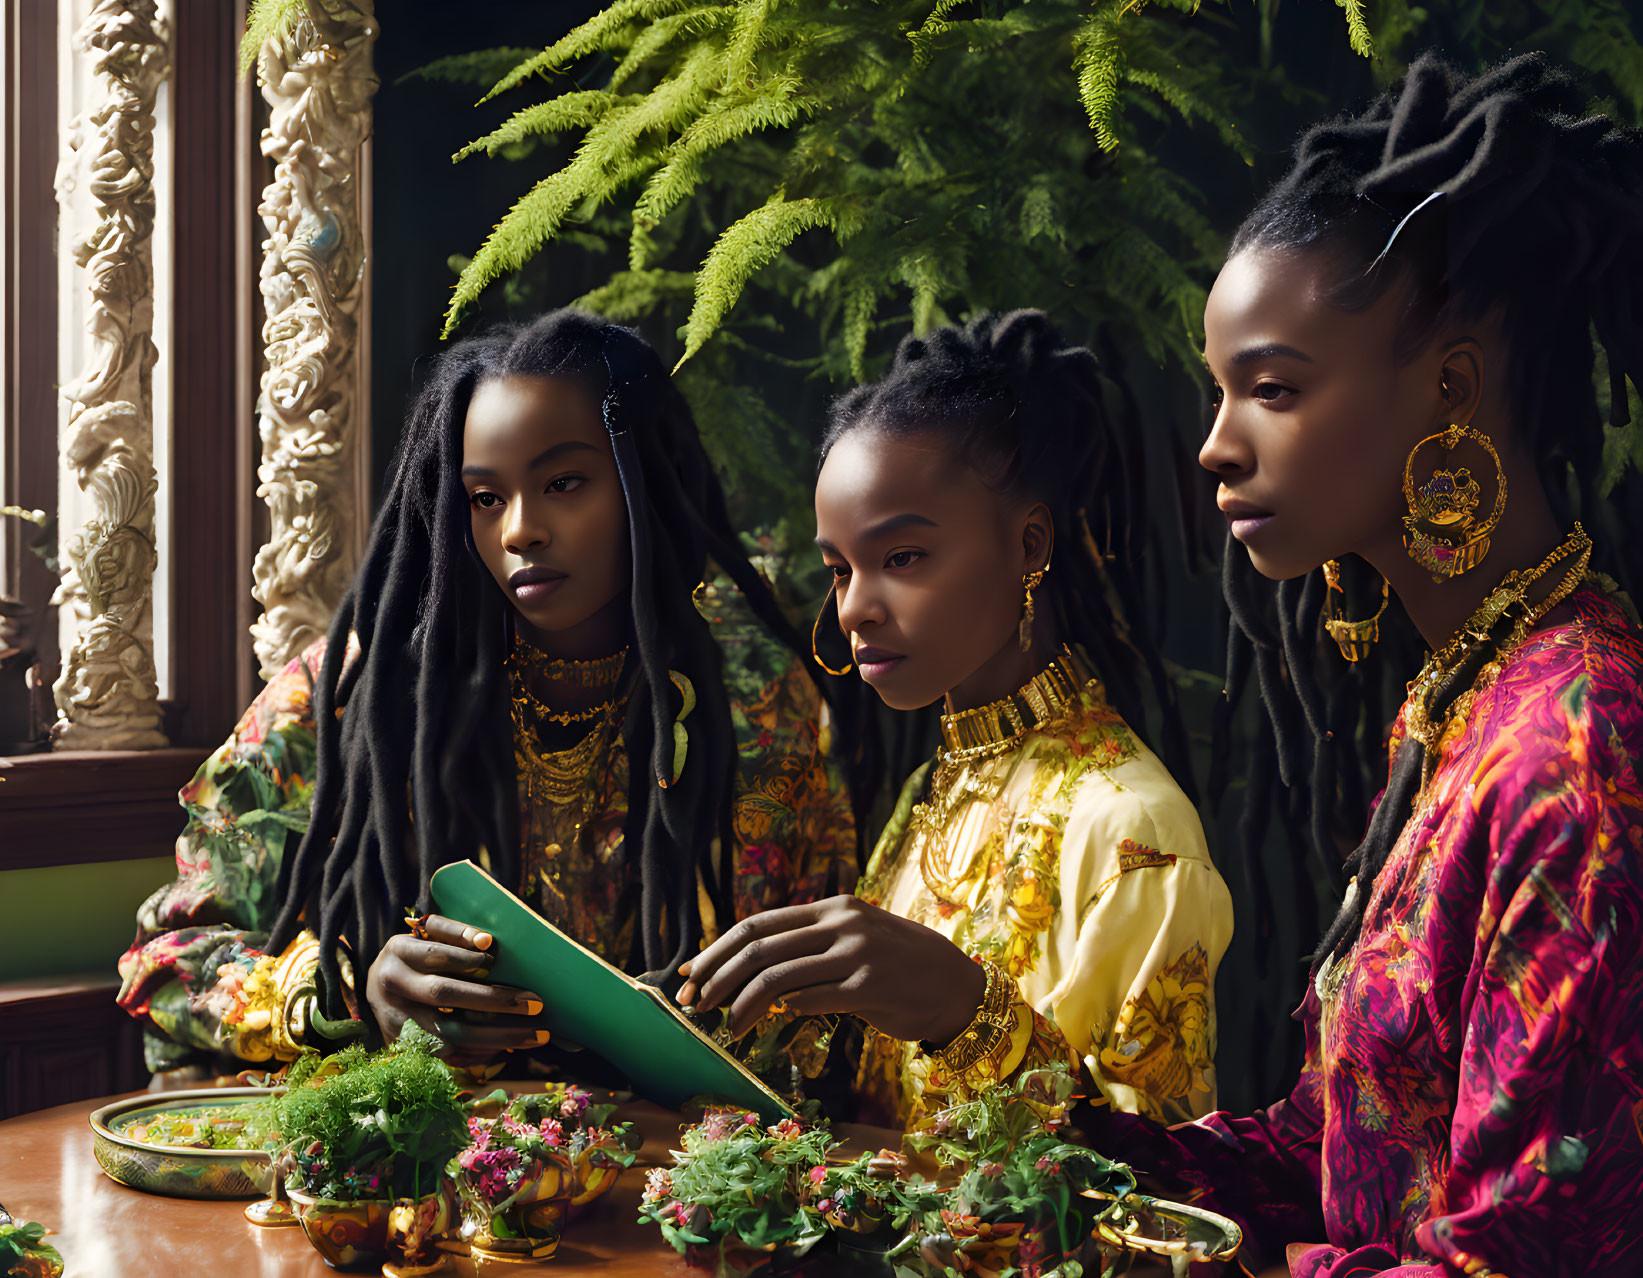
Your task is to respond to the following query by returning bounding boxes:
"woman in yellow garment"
[679,311,1233,1126]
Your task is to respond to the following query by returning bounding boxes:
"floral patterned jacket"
[1092,587,1643,1278]
[118,581,857,1072]
[855,668,1233,1127]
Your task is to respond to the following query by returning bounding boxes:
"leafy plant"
[901,1065,1135,1274]
[263,1022,468,1201]
[640,1109,839,1260]
[443,0,1279,383]
[0,1214,62,1278]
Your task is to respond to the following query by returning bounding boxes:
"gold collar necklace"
[1403,523,1592,790]
[507,640,629,692]
[938,645,1096,763]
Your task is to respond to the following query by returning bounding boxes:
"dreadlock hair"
[269,309,841,1024]
[1214,52,1643,981]
[819,308,1193,790]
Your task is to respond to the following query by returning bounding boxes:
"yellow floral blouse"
[855,648,1232,1126]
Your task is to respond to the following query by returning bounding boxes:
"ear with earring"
[811,583,854,676]
[1401,382,1508,583]
[1018,567,1047,653]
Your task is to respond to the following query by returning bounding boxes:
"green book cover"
[429,860,794,1122]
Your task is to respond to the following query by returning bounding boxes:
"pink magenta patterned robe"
[1093,587,1643,1277]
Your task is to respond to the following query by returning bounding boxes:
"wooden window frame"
[0,0,257,873]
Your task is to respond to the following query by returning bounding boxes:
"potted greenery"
[899,1066,1137,1277]
[453,1084,638,1269]
[264,1023,467,1275]
[639,1108,942,1275]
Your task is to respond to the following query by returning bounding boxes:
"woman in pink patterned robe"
[1088,55,1643,1277]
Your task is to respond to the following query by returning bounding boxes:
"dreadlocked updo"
[269,309,834,1023]
[1216,53,1643,978]
[820,308,1191,785]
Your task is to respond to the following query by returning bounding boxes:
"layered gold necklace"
[914,646,1097,902]
[1403,523,1592,793]
[506,641,630,810]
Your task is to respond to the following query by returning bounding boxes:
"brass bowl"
[1087,1189,1243,1264]
[89,1087,279,1199]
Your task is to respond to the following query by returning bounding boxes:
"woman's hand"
[365,913,550,1064]
[675,895,987,1044]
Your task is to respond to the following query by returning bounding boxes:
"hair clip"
[1367,189,1445,272]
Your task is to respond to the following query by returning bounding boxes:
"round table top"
[0,1088,894,1276]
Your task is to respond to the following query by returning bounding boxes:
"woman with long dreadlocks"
[1085,55,1643,1277]
[675,310,1233,1127]
[116,310,856,1075]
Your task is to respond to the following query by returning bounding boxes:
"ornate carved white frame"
[249,0,377,679]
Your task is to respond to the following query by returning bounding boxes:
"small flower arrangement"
[900,1065,1136,1278]
[639,1108,943,1274]
[261,1021,469,1202]
[639,1108,836,1267]
[452,1084,639,1261]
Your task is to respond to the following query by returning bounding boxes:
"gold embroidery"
[1118,840,1177,874]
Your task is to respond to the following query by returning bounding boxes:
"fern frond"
[677,196,865,366]
[240,0,306,81]
[1123,66,1251,160]
[396,48,538,89]
[610,8,737,90]
[445,149,654,336]
[724,0,776,88]
[634,75,810,228]
[1073,7,1126,150]
[573,268,696,321]
[840,276,879,381]
[482,0,696,102]
[455,91,630,162]
[1334,0,1374,58]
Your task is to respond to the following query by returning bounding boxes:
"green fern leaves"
[441,1,1260,356]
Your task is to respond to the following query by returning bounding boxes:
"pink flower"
[501,1113,532,1138]
[697,1110,740,1141]
[767,1118,803,1141]
[817,1198,833,1214]
[1034,1156,1062,1175]
[467,1116,489,1140]
[808,1165,827,1186]
[558,1089,591,1120]
[538,1118,565,1147]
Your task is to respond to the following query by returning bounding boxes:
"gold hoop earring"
[1401,420,1507,583]
[1018,568,1047,653]
[811,585,854,676]
[1321,560,1389,662]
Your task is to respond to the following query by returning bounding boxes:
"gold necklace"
[508,640,629,690]
[1403,523,1592,791]
[938,646,1093,762]
[914,646,1100,902]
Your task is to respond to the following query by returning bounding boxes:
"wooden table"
[0,1090,837,1275]
[0,1092,1276,1276]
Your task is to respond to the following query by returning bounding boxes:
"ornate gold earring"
[1019,567,1047,653]
[1321,559,1389,662]
[1401,418,1507,583]
[811,584,854,676]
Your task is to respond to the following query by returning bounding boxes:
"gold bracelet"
[925,960,1016,1076]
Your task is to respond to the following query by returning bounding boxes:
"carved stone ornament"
[51,0,170,750]
[250,0,378,679]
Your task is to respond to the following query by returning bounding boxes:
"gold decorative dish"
[89,1088,279,1200]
